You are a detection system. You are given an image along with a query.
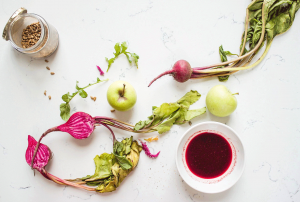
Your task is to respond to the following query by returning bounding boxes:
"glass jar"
[2,8,59,58]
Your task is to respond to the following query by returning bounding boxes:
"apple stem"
[232,92,239,95]
[121,84,126,97]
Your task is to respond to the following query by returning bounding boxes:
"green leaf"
[218,75,230,82]
[120,42,128,53]
[134,90,206,134]
[78,89,87,98]
[86,153,115,181]
[71,138,142,193]
[177,90,201,109]
[218,45,237,81]
[96,179,116,193]
[60,103,71,121]
[131,53,139,68]
[75,81,81,90]
[114,154,133,170]
[105,42,139,72]
[114,43,121,56]
[154,109,182,134]
[185,107,206,121]
[124,53,132,63]
[106,57,115,72]
[113,137,133,156]
[151,103,180,126]
[62,93,71,102]
[80,175,92,180]
[113,137,134,170]
[86,180,103,186]
[59,78,108,120]
[265,1,298,43]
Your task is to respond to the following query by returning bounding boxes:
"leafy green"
[239,0,299,66]
[113,137,133,170]
[73,137,142,193]
[85,153,115,181]
[217,45,237,82]
[60,78,108,121]
[113,155,132,170]
[134,90,206,134]
[105,42,139,72]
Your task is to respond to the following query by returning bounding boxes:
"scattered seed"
[50,72,55,75]
[111,109,115,112]
[46,66,50,70]
[189,121,192,126]
[90,96,96,101]
[44,90,47,96]
[48,95,51,100]
[45,59,49,63]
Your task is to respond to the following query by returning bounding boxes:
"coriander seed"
[21,22,41,48]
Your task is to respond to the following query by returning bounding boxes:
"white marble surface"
[0,0,300,201]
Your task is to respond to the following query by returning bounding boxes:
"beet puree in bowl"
[176,122,245,193]
[185,132,233,179]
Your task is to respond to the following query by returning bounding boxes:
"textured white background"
[0,0,300,201]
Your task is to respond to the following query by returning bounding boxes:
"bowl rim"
[175,121,245,193]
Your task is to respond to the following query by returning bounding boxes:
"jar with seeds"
[2,8,59,58]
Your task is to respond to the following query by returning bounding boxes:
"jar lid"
[2,7,27,41]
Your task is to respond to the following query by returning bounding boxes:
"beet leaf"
[134,90,206,134]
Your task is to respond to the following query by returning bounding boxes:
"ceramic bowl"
[176,121,245,193]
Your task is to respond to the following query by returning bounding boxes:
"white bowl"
[176,121,245,193]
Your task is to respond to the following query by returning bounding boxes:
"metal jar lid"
[2,7,27,41]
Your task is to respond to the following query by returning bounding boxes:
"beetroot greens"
[148,0,300,86]
[30,112,155,174]
[26,116,145,192]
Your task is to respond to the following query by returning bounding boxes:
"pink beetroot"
[30,112,154,171]
[148,60,192,87]
[57,112,95,139]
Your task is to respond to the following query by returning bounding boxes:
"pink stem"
[44,170,95,191]
[97,121,116,144]
[192,66,211,71]
[31,126,60,169]
[148,70,174,87]
[190,73,204,78]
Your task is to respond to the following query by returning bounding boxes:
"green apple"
[107,80,137,111]
[206,85,238,117]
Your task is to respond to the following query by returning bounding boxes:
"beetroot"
[26,135,51,172]
[25,112,154,193]
[57,112,95,139]
[25,136,96,191]
[30,112,155,171]
[148,60,192,87]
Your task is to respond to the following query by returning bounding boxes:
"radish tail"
[148,70,174,87]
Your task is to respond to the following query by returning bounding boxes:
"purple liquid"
[185,132,232,179]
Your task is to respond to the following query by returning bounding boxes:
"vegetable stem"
[193,1,267,74]
[148,70,174,87]
[30,127,59,169]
